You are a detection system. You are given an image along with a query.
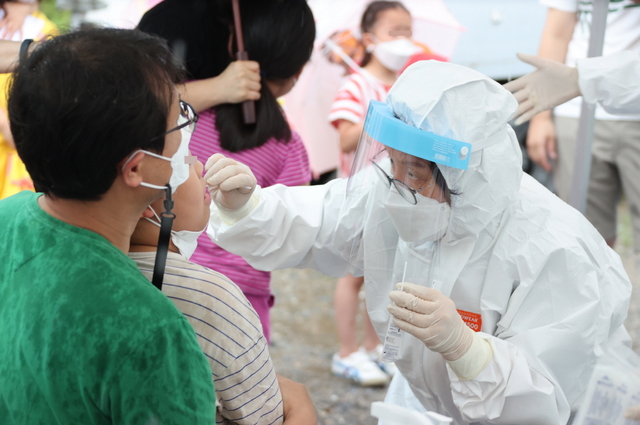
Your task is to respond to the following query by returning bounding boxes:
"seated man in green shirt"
[0,28,217,424]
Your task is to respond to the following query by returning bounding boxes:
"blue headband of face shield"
[364,100,472,170]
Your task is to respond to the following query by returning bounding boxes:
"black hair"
[360,1,410,67]
[9,28,185,200]
[214,0,315,152]
[430,162,456,205]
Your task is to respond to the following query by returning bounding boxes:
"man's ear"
[120,151,146,188]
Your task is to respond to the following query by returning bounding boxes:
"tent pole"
[568,0,609,212]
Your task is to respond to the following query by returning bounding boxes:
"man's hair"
[8,28,185,200]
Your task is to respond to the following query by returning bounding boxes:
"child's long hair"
[215,0,315,152]
[360,1,410,68]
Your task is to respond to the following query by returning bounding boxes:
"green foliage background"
[40,0,71,33]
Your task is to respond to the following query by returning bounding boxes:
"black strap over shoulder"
[151,185,175,290]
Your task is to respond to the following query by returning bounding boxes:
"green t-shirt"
[0,191,216,424]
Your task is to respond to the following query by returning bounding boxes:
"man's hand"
[277,374,317,425]
[204,153,256,211]
[626,406,640,421]
[526,113,557,172]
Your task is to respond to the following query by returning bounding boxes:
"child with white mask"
[327,0,419,386]
[128,153,316,425]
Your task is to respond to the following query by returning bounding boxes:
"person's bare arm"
[526,8,576,172]
[180,60,261,113]
[336,119,364,154]
[0,40,22,72]
[277,374,317,425]
[0,107,14,149]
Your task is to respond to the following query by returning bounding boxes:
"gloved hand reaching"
[503,53,581,126]
[388,282,493,379]
[204,153,257,212]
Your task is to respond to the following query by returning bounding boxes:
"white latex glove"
[388,282,474,361]
[503,53,580,126]
[204,153,256,212]
[626,406,640,421]
[388,282,493,379]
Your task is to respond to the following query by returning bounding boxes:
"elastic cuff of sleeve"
[217,194,259,225]
[446,333,493,380]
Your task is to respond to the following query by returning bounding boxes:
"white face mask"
[371,38,421,72]
[122,126,192,194]
[146,206,206,260]
[383,187,451,242]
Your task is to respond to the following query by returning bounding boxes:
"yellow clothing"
[0,11,58,199]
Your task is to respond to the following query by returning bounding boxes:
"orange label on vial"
[457,310,482,332]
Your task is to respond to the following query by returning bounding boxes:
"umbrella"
[282,0,465,178]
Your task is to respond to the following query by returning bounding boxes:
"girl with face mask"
[327,0,419,387]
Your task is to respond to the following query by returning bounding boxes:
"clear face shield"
[338,100,472,259]
[331,100,472,362]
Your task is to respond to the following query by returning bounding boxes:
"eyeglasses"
[372,153,434,205]
[151,100,199,141]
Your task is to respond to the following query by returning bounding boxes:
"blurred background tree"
[40,0,71,32]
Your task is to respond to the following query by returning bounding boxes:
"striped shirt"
[189,110,311,298]
[130,252,283,425]
[328,72,390,177]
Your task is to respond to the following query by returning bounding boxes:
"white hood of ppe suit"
[207,61,631,425]
[387,60,523,244]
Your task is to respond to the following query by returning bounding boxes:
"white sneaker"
[331,350,389,386]
[364,345,399,377]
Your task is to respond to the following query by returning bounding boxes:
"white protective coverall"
[578,51,640,115]
[207,61,632,425]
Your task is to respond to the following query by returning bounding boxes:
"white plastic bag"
[371,401,452,425]
[573,345,640,425]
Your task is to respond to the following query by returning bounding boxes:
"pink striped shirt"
[328,72,390,178]
[190,109,311,296]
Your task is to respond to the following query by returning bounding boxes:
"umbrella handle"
[236,51,256,124]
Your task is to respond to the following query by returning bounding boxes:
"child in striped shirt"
[129,153,316,425]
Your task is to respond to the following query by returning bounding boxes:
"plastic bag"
[573,345,640,425]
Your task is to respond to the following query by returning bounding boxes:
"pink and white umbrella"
[282,0,465,178]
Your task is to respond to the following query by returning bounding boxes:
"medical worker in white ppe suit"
[204,60,632,425]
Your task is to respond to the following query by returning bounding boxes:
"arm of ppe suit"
[207,179,362,278]
[444,245,632,425]
[576,51,640,115]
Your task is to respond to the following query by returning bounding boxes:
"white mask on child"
[372,38,421,72]
[146,206,206,260]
